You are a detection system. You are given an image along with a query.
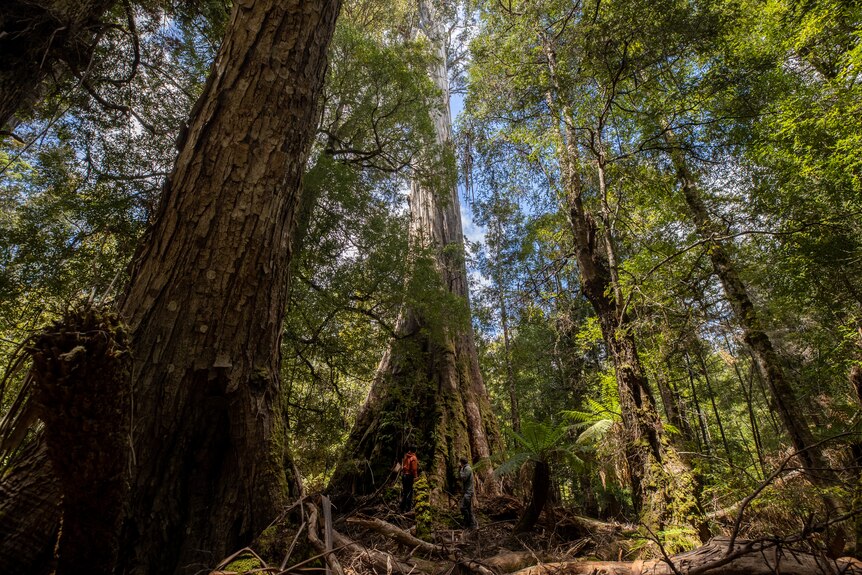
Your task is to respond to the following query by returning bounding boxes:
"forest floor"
[211,492,862,575]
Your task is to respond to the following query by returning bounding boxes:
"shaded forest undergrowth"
[213,487,862,575]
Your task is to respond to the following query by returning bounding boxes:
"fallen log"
[342,515,495,575]
[332,522,419,574]
[565,515,638,536]
[510,537,862,575]
[347,515,451,556]
[484,550,548,572]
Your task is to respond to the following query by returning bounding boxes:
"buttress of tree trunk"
[113,1,341,573]
[0,0,116,131]
[328,0,499,503]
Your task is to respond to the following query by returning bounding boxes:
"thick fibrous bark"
[672,152,830,479]
[514,461,550,534]
[112,2,341,573]
[0,439,60,575]
[329,0,499,501]
[510,538,862,575]
[0,0,115,130]
[29,307,132,575]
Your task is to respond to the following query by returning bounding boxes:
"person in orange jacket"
[399,445,419,512]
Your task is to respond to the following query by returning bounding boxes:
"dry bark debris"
[212,496,861,575]
[306,502,345,575]
[509,537,862,575]
[337,517,862,575]
[346,515,498,574]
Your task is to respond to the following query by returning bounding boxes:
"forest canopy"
[0,0,861,573]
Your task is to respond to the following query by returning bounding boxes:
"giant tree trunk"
[111,1,341,573]
[0,3,341,570]
[328,0,499,502]
[670,150,832,481]
[0,0,115,131]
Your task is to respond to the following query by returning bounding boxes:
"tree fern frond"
[576,418,614,444]
[493,451,532,478]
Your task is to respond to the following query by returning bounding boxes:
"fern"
[493,419,583,479]
[575,418,614,445]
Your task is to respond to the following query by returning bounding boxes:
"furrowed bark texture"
[671,151,831,479]
[329,0,499,502]
[0,0,115,130]
[116,1,340,573]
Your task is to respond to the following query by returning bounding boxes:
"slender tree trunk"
[112,2,341,573]
[694,345,732,464]
[652,338,693,442]
[329,0,499,502]
[0,0,116,131]
[671,150,831,482]
[728,340,766,475]
[684,352,711,454]
[514,461,550,533]
[500,289,521,433]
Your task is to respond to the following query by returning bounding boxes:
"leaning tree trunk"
[670,149,832,481]
[0,0,116,131]
[328,0,499,503]
[541,36,698,530]
[111,1,341,573]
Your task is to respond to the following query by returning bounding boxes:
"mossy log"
[509,537,862,575]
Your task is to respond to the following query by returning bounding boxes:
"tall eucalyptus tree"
[330,0,500,500]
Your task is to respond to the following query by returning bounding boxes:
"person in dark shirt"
[459,456,478,529]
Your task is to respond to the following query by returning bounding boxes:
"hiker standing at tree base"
[459,457,478,529]
[400,445,419,512]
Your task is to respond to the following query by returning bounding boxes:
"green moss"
[414,474,433,540]
[255,525,281,562]
[225,553,262,573]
